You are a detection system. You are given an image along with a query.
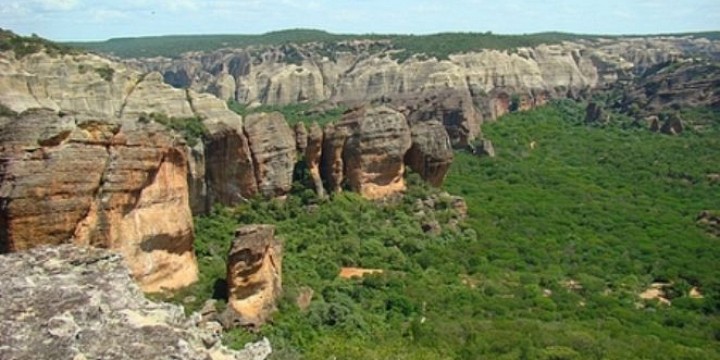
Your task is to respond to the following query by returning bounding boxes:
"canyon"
[1,29,719,345]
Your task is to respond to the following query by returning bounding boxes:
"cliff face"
[132,36,719,145]
[138,36,719,106]
[0,109,198,292]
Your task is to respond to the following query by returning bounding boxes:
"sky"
[1,0,718,41]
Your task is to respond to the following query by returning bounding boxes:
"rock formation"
[227,225,283,329]
[397,90,483,147]
[320,123,349,193]
[204,121,258,205]
[294,122,308,153]
[404,120,453,187]
[0,245,271,360]
[0,110,198,292]
[134,36,720,139]
[471,139,496,158]
[660,113,685,135]
[340,106,412,199]
[305,122,326,197]
[585,101,608,124]
[0,45,260,292]
[244,112,297,197]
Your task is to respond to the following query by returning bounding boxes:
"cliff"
[137,37,718,106]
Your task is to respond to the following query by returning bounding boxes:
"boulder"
[660,113,684,135]
[0,110,198,293]
[0,245,271,360]
[646,115,661,132]
[585,101,608,124]
[404,120,453,187]
[341,106,412,199]
[305,122,326,197]
[227,225,283,329]
[472,139,496,158]
[244,112,296,197]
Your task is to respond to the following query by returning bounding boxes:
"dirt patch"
[639,282,671,305]
[339,267,383,279]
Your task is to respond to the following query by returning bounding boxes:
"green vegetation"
[0,28,76,58]
[176,100,719,359]
[67,28,720,59]
[227,100,346,126]
[139,112,207,146]
[93,66,115,82]
[0,103,17,117]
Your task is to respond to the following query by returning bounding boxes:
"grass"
[228,100,346,126]
[138,112,207,146]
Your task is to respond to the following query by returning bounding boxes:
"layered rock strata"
[0,109,198,292]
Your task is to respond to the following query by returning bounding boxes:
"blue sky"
[1,0,718,41]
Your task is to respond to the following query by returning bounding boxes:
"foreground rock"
[0,110,198,292]
[340,106,412,199]
[227,225,283,329]
[0,245,271,360]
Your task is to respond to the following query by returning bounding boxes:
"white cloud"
[36,0,80,11]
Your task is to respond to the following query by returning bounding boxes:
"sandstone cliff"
[0,109,198,292]
[340,106,412,199]
[136,36,720,143]
[0,245,271,360]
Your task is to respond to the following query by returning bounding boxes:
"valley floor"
[181,101,720,359]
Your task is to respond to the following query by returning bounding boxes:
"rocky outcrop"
[404,120,453,187]
[138,36,720,121]
[244,112,296,197]
[305,122,326,197]
[0,245,271,360]
[660,113,685,135]
[396,90,483,147]
[204,122,258,205]
[320,123,349,193]
[294,122,308,153]
[585,101,608,124]
[0,110,198,292]
[471,139,496,158]
[227,225,283,329]
[340,106,412,199]
[697,210,719,237]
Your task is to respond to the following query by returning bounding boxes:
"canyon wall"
[137,37,719,111]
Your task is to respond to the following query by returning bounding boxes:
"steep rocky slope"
[136,37,718,105]
[0,245,271,360]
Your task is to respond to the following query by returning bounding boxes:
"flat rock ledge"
[0,245,271,360]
